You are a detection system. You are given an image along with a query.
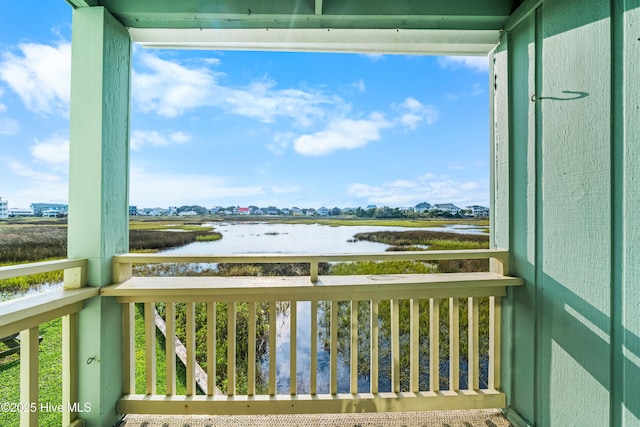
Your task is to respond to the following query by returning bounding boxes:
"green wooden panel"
[507,13,537,423]
[621,2,640,425]
[538,0,612,425]
[68,6,131,427]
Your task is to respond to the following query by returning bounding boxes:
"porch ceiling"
[64,0,523,55]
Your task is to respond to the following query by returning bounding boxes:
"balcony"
[0,250,520,426]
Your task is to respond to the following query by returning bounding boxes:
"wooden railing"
[106,250,521,416]
[0,259,96,427]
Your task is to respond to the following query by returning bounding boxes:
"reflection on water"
[162,222,487,255]
[162,221,488,394]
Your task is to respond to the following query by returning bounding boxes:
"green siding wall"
[495,0,640,425]
[68,7,131,427]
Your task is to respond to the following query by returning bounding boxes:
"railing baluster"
[165,303,176,395]
[62,313,78,426]
[207,302,216,396]
[370,300,379,394]
[269,300,276,396]
[310,300,318,395]
[330,299,338,395]
[20,326,39,427]
[410,299,419,393]
[144,303,156,395]
[350,300,358,394]
[468,297,479,391]
[489,296,501,390]
[391,299,400,393]
[290,301,297,395]
[122,303,135,395]
[449,298,460,391]
[248,301,256,396]
[310,261,318,282]
[186,302,196,396]
[429,298,440,392]
[227,302,236,396]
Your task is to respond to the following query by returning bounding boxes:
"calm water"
[161,221,488,393]
[161,221,487,255]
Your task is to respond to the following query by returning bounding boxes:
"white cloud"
[352,80,366,93]
[437,56,489,73]
[347,174,487,207]
[8,159,61,182]
[30,137,69,165]
[130,130,191,151]
[0,87,6,112]
[267,132,293,156]
[133,52,340,127]
[0,118,20,135]
[293,112,392,156]
[395,97,439,130]
[0,42,71,115]
[133,53,217,118]
[130,167,267,207]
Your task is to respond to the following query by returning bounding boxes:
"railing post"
[112,261,132,284]
[310,261,319,282]
[63,313,79,426]
[64,262,87,289]
[490,252,510,275]
[20,327,39,427]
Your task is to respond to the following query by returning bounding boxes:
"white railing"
[106,250,521,416]
[0,259,96,427]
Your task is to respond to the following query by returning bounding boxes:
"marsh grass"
[195,233,222,242]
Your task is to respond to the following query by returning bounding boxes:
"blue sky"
[0,2,490,210]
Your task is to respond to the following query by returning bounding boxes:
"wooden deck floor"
[116,409,511,427]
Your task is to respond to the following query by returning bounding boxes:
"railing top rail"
[0,258,88,281]
[113,249,508,264]
[102,272,522,302]
[0,287,98,337]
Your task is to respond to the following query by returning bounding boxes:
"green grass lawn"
[0,306,188,427]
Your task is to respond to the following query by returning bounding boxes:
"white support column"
[68,6,131,427]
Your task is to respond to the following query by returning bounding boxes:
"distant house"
[281,208,290,216]
[265,206,279,215]
[399,206,415,213]
[415,202,432,213]
[466,205,490,217]
[432,203,461,215]
[0,197,8,219]
[366,205,377,210]
[9,208,35,217]
[317,207,330,216]
[238,207,251,215]
[306,208,316,216]
[341,207,357,215]
[42,209,63,218]
[30,203,68,217]
[129,206,138,216]
[291,207,303,216]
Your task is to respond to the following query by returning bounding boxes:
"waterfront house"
[0,197,8,219]
[30,203,68,217]
[415,202,432,213]
[317,207,330,216]
[466,205,490,218]
[2,1,638,426]
[432,203,461,215]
